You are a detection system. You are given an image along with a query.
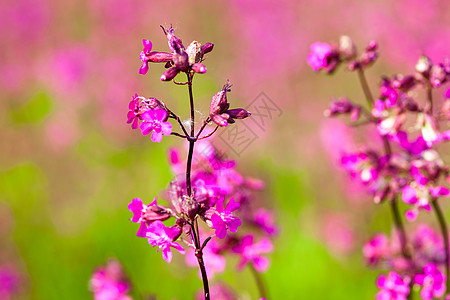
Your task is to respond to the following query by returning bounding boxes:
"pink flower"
[210,197,241,239]
[308,42,332,71]
[253,209,277,236]
[146,221,185,263]
[126,93,140,129]
[0,266,19,300]
[127,197,172,237]
[139,39,153,75]
[414,263,446,299]
[90,259,132,300]
[363,233,390,266]
[233,235,273,272]
[139,109,172,143]
[375,271,410,300]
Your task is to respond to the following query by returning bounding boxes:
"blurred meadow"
[1,0,450,299]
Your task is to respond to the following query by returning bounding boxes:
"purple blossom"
[126,93,140,129]
[375,271,410,300]
[139,39,153,75]
[363,233,390,266]
[146,220,185,263]
[253,209,277,236]
[307,42,333,72]
[233,235,273,272]
[0,266,19,300]
[90,259,132,300]
[210,197,241,239]
[139,109,172,143]
[415,263,446,299]
[127,197,172,237]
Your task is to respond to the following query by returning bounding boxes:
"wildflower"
[139,39,173,75]
[307,42,340,73]
[139,109,172,143]
[414,263,446,299]
[233,235,273,272]
[209,197,241,239]
[209,82,251,127]
[363,233,390,266]
[146,221,185,263]
[128,197,172,237]
[90,259,132,300]
[375,271,410,300]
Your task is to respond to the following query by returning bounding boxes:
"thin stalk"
[389,197,410,260]
[390,197,413,300]
[426,85,433,114]
[250,265,268,299]
[357,67,374,108]
[432,199,450,290]
[185,72,210,300]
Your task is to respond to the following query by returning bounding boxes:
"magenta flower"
[363,233,390,266]
[146,220,185,263]
[308,42,332,71]
[90,259,132,300]
[139,109,172,143]
[210,197,241,239]
[375,271,410,300]
[401,183,449,222]
[139,39,153,75]
[233,235,273,272]
[126,93,140,129]
[0,266,19,300]
[414,263,446,299]
[127,197,172,237]
[253,209,277,236]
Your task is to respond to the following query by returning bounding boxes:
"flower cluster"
[89,259,132,300]
[311,36,450,299]
[126,26,267,299]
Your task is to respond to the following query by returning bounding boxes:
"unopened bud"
[227,108,251,119]
[210,83,231,115]
[201,43,214,54]
[415,55,433,76]
[182,196,199,220]
[430,65,446,87]
[160,67,180,81]
[339,35,357,60]
[192,63,207,74]
[186,41,202,64]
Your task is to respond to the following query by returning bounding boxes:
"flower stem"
[250,265,268,299]
[389,197,413,300]
[357,67,374,108]
[185,72,210,300]
[432,199,450,290]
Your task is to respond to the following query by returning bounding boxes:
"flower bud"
[143,97,164,110]
[173,51,189,72]
[182,196,199,220]
[210,83,232,115]
[339,35,357,60]
[186,41,202,64]
[211,113,230,127]
[165,27,184,53]
[227,108,251,119]
[148,52,173,63]
[192,63,207,74]
[415,55,433,76]
[430,65,446,87]
[160,67,180,81]
[201,43,214,54]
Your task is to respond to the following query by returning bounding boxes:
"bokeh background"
[1,0,450,298]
